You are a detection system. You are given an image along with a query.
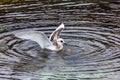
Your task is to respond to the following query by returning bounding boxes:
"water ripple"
[0,0,120,80]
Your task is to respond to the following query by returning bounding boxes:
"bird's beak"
[64,41,66,44]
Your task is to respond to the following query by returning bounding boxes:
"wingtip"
[55,23,65,31]
[59,23,65,29]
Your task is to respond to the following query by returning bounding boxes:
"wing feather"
[15,31,53,49]
[49,23,64,41]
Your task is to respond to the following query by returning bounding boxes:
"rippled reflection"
[0,0,120,80]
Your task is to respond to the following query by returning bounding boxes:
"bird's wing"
[15,31,53,49]
[49,23,64,41]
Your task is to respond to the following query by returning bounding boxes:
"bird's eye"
[60,40,63,43]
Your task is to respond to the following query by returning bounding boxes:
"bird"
[14,23,65,51]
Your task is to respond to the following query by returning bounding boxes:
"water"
[0,0,120,80]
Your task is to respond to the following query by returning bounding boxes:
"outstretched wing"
[49,23,64,41]
[15,31,53,49]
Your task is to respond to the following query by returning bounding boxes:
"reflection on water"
[0,0,120,80]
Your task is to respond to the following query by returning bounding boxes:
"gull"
[15,23,65,51]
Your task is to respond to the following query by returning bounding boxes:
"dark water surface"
[0,0,120,80]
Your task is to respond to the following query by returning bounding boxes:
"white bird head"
[57,38,65,45]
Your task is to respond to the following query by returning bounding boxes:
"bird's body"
[15,23,65,51]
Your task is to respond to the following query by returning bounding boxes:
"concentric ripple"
[0,0,120,80]
[0,24,120,79]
